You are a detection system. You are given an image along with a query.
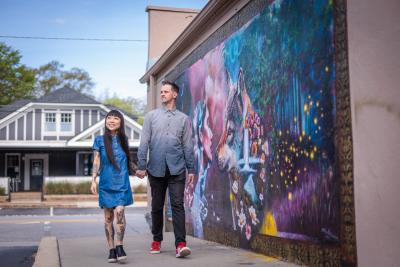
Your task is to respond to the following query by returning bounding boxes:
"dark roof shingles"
[0,87,99,120]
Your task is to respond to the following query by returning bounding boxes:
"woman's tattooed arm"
[92,151,100,182]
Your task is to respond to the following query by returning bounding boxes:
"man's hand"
[90,180,97,195]
[187,173,195,185]
[136,170,147,179]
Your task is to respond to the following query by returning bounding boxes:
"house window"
[61,113,72,132]
[77,153,93,176]
[134,131,140,140]
[6,155,20,178]
[45,113,56,131]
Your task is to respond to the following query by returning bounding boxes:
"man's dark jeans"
[148,169,186,247]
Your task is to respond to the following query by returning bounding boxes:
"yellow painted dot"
[288,192,293,200]
[316,101,320,107]
[310,101,313,106]
[314,146,317,152]
[294,117,297,122]
[314,117,318,125]
[299,136,303,142]
[279,130,282,136]
[325,66,329,72]
[294,176,298,181]
[280,171,284,177]
[304,103,308,112]
[310,151,315,160]
[302,130,306,136]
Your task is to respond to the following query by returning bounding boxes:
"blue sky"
[0,0,208,101]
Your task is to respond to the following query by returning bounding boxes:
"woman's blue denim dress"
[92,135,133,208]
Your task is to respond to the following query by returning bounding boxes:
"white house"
[0,87,142,192]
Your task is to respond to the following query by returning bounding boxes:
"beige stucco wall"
[147,6,199,66]
[347,0,400,266]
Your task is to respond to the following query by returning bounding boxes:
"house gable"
[67,114,141,148]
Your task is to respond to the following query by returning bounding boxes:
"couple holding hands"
[90,81,194,263]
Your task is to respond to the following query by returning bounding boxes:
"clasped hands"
[135,169,147,179]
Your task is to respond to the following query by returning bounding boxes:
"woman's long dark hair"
[103,110,131,171]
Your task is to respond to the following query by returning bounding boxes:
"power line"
[0,35,147,42]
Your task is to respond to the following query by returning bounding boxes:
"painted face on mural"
[105,115,121,132]
[160,84,177,105]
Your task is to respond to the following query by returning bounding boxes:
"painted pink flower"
[245,224,252,240]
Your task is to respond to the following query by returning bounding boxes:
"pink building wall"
[347,0,400,266]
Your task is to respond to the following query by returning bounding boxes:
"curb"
[33,236,61,267]
[0,201,147,208]
[0,193,147,208]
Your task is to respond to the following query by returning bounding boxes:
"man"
[136,80,195,258]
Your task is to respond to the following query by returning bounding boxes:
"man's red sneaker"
[176,242,191,258]
[150,241,161,254]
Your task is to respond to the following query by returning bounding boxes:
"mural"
[176,0,339,245]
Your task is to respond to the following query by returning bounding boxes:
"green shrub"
[44,181,92,194]
[0,187,5,196]
[75,182,92,194]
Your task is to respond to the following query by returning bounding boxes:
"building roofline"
[145,5,200,14]
[140,0,248,84]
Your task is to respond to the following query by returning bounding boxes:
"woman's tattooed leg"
[104,208,115,248]
[115,206,126,245]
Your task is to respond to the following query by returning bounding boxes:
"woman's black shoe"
[116,245,127,262]
[108,248,117,263]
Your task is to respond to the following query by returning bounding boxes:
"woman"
[91,110,133,263]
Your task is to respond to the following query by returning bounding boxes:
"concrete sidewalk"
[56,232,297,267]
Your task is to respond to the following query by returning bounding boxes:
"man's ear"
[173,92,178,98]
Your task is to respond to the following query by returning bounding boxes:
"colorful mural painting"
[175,0,339,245]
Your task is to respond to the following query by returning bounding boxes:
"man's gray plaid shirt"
[137,107,195,177]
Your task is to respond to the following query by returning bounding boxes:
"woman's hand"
[91,180,97,195]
